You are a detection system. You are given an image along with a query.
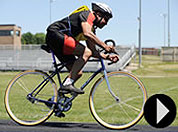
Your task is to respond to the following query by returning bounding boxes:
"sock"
[71,57,86,80]
[63,78,74,86]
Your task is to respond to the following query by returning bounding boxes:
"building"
[136,48,160,56]
[142,48,159,55]
[0,24,21,48]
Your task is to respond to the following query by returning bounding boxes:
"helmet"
[92,2,113,19]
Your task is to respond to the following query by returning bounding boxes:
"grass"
[0,55,178,126]
[132,55,178,126]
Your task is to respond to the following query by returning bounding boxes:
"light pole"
[168,0,170,47]
[160,13,167,47]
[138,0,142,67]
[49,0,55,24]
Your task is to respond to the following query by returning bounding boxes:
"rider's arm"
[86,39,109,59]
[81,22,108,50]
[86,39,119,63]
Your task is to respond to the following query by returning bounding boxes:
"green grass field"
[0,55,178,126]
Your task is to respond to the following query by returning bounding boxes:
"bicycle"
[4,40,147,130]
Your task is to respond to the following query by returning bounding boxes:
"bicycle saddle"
[41,44,51,53]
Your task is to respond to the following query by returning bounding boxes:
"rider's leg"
[62,45,92,93]
[61,35,92,94]
[62,71,83,86]
[69,46,92,81]
[74,71,83,83]
[62,56,83,85]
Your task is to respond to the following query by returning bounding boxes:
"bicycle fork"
[101,59,120,102]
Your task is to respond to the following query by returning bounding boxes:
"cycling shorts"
[46,30,79,63]
[46,30,79,54]
[63,35,79,55]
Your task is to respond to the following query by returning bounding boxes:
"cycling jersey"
[47,10,96,41]
[46,9,96,62]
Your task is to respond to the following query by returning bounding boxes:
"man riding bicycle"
[45,2,119,94]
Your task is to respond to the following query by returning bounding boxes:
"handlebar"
[105,39,119,55]
[104,39,116,47]
[104,39,119,65]
[99,39,117,53]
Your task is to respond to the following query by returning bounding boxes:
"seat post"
[51,50,63,88]
[51,50,57,66]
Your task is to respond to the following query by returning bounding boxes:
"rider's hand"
[105,45,115,53]
[107,54,120,63]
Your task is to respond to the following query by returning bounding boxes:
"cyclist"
[45,2,119,94]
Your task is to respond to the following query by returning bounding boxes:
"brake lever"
[100,39,120,65]
[112,50,119,55]
[107,50,120,66]
[108,62,114,65]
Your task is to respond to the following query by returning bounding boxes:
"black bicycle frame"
[28,50,110,106]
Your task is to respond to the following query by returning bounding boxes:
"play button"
[144,94,176,128]
[157,99,169,124]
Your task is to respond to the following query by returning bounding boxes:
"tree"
[34,33,45,44]
[21,32,46,44]
[21,32,36,44]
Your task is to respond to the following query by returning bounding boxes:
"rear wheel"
[4,70,58,126]
[89,71,147,130]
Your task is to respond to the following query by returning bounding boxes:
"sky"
[0,0,178,48]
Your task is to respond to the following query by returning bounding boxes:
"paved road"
[0,120,177,132]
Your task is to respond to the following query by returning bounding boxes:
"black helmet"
[92,2,113,19]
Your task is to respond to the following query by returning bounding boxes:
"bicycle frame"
[28,50,119,107]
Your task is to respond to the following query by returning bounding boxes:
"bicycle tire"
[4,70,58,126]
[89,71,147,130]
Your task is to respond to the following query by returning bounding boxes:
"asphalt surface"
[0,120,178,132]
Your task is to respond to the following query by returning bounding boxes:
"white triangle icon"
[157,99,169,124]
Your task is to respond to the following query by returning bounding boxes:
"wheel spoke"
[123,95,143,103]
[120,101,140,112]
[17,79,30,93]
[118,102,133,121]
[98,102,118,112]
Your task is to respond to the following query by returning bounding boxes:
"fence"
[161,47,178,62]
[0,44,136,71]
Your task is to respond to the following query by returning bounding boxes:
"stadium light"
[160,13,167,47]
[168,0,170,47]
[138,0,142,67]
[49,0,56,24]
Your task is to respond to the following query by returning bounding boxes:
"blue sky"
[0,0,178,47]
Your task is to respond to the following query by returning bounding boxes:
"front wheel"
[4,70,58,126]
[89,71,147,130]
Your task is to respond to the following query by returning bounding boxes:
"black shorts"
[46,30,76,63]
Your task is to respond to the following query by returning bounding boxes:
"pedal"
[54,111,65,118]
[58,89,70,94]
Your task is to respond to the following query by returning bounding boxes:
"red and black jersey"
[47,10,96,41]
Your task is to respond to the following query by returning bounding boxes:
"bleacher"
[0,44,135,71]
